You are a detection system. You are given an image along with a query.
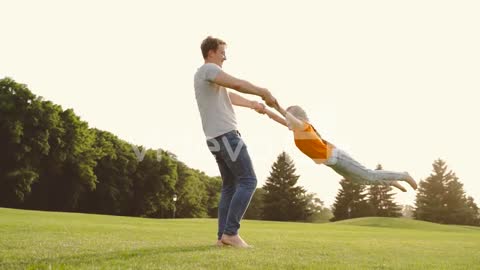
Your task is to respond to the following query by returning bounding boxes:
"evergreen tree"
[414,159,448,223]
[465,196,480,226]
[414,159,478,225]
[262,152,310,221]
[367,164,402,217]
[331,178,370,221]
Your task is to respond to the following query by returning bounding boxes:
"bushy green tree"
[174,162,208,218]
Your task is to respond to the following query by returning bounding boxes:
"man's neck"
[205,60,222,67]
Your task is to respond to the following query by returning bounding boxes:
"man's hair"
[201,36,226,59]
[286,105,309,122]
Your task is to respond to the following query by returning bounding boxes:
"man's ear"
[208,49,215,58]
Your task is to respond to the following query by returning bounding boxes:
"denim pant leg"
[207,131,257,237]
[326,149,407,184]
[222,132,257,236]
[210,150,236,240]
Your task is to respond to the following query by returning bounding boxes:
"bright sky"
[2,1,479,208]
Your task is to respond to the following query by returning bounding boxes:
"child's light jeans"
[324,147,409,184]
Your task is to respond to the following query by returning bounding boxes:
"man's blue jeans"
[206,130,257,240]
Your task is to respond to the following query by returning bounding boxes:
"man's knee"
[239,177,257,191]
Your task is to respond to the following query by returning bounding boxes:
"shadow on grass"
[3,244,221,269]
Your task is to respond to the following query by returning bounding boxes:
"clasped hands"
[251,89,277,114]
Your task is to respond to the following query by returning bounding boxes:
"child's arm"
[285,112,307,131]
[262,102,307,131]
[264,107,288,127]
[272,102,307,131]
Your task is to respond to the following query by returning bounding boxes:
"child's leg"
[369,170,409,182]
[327,149,408,184]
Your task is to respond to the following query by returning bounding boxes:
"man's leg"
[207,138,237,243]
[214,154,236,241]
[219,132,257,247]
[224,135,257,235]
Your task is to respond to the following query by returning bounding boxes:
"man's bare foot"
[389,181,407,192]
[237,235,254,248]
[215,240,225,247]
[404,172,418,190]
[221,234,252,248]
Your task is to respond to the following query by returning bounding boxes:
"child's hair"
[286,105,309,122]
[287,105,324,140]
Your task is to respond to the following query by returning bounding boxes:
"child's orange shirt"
[293,123,334,164]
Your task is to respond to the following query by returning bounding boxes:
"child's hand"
[261,90,277,108]
[251,101,266,114]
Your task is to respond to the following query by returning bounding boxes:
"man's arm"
[229,92,267,116]
[227,93,287,127]
[213,71,276,107]
[228,92,256,108]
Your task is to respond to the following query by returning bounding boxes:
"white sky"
[1,0,479,208]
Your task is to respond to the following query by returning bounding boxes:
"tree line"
[329,160,480,226]
[243,154,403,223]
[0,78,220,218]
[245,152,479,226]
[2,77,478,226]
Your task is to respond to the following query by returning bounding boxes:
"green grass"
[1,208,479,269]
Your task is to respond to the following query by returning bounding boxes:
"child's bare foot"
[404,172,418,190]
[221,234,251,248]
[389,181,407,192]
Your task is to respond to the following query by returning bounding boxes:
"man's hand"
[251,101,266,114]
[261,89,277,108]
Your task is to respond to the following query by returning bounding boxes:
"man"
[194,36,276,248]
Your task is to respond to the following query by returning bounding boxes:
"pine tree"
[330,178,370,221]
[414,159,448,223]
[465,196,480,226]
[414,159,478,225]
[367,164,402,217]
[262,152,311,221]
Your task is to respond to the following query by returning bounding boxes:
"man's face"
[209,44,226,66]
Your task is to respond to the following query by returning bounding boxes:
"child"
[263,102,417,192]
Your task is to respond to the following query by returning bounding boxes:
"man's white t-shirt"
[194,63,237,139]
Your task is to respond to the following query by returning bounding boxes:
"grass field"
[1,207,479,269]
